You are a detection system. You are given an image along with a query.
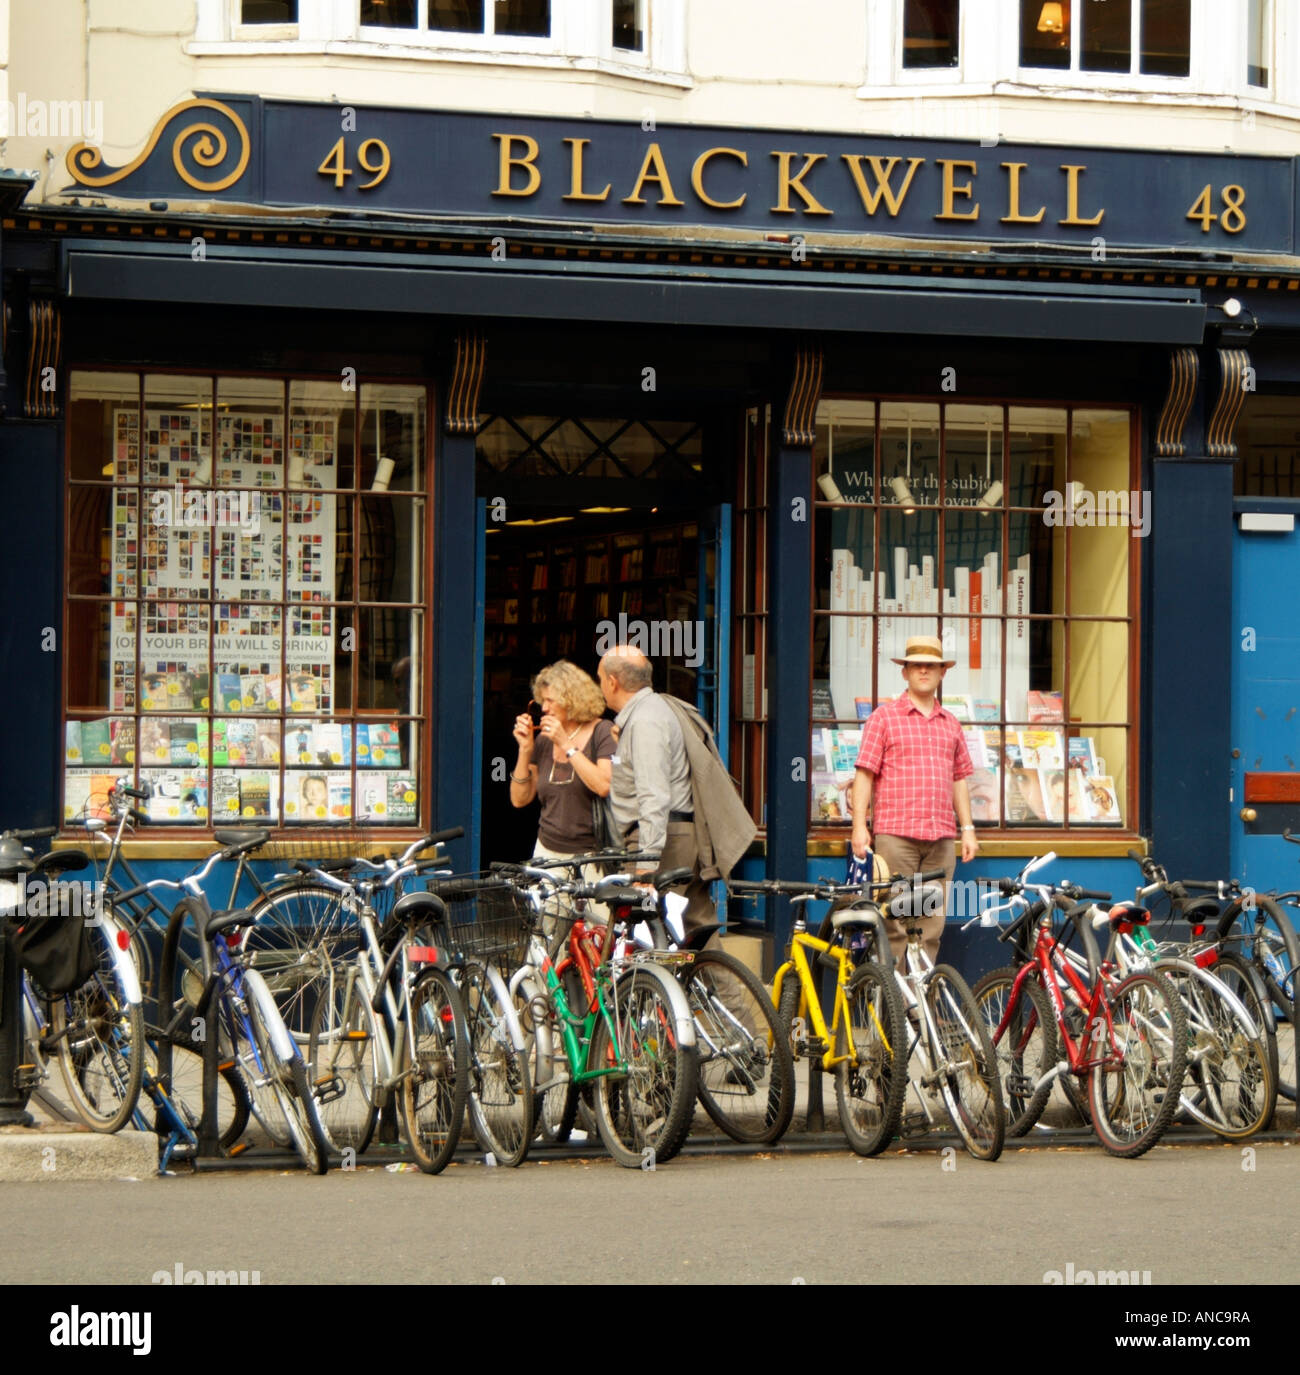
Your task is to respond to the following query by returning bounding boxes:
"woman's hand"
[538,713,564,744]
[512,714,535,752]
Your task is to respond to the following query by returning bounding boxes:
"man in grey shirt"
[597,646,713,932]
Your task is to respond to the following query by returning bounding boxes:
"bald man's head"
[597,646,653,708]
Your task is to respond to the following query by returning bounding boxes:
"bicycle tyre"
[589,963,699,1169]
[139,1042,250,1151]
[680,950,795,1145]
[400,967,469,1175]
[463,960,533,1167]
[776,962,802,1058]
[972,966,1059,1137]
[51,925,146,1134]
[243,882,357,1044]
[247,986,329,1174]
[1166,956,1275,1140]
[926,964,1005,1162]
[1089,968,1187,1159]
[1214,951,1278,1132]
[835,960,908,1157]
[515,974,578,1144]
[1248,897,1298,1102]
[307,971,381,1155]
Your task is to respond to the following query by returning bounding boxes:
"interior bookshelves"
[484,518,700,697]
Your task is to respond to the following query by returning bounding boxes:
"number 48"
[317,137,391,191]
[1187,183,1246,234]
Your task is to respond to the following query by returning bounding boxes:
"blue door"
[1229,509,1300,891]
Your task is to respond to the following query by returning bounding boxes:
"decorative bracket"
[781,340,824,449]
[1206,348,1252,459]
[1154,347,1198,457]
[25,299,61,419]
[444,330,486,436]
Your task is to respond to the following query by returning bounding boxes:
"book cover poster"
[81,719,112,763]
[1085,776,1121,823]
[967,767,999,825]
[65,721,82,764]
[1039,768,1068,823]
[139,717,171,765]
[358,772,388,820]
[212,771,241,817]
[110,718,136,766]
[387,776,418,823]
[367,722,402,767]
[1006,767,1047,823]
[328,774,352,821]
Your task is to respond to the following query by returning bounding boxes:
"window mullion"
[1132,0,1142,78]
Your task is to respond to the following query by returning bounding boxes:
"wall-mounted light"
[1223,297,1243,318]
[977,421,1003,511]
[817,473,845,503]
[891,419,916,512]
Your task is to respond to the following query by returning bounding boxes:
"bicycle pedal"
[344,1030,370,1041]
[14,1064,41,1090]
[313,1074,346,1105]
[1007,1073,1036,1096]
[228,1141,249,1156]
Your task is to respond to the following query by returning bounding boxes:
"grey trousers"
[632,820,716,937]
[872,835,956,967]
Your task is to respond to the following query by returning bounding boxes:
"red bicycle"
[974,853,1188,1158]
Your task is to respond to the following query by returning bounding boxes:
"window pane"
[1083,0,1130,72]
[1069,410,1133,614]
[1021,0,1072,68]
[142,375,212,488]
[363,0,417,26]
[880,402,939,508]
[814,504,876,718]
[942,510,1002,708]
[359,383,425,492]
[1247,0,1270,86]
[70,371,137,481]
[242,0,297,20]
[903,0,960,69]
[1070,619,1128,723]
[358,495,425,603]
[1234,395,1300,497]
[613,0,644,51]
[429,0,483,30]
[1008,407,1067,507]
[495,0,549,37]
[216,376,284,490]
[816,401,876,505]
[357,607,423,712]
[1140,0,1189,76]
[289,380,355,490]
[944,404,1002,507]
[880,507,940,695]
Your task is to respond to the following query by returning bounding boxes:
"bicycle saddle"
[204,907,260,941]
[887,883,945,919]
[653,867,694,889]
[1102,902,1150,927]
[32,849,91,875]
[214,828,270,855]
[831,904,881,932]
[391,890,448,927]
[1176,897,1222,927]
[294,856,356,874]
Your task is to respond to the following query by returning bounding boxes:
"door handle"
[1240,808,1257,823]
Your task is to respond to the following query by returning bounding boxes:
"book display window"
[65,371,429,829]
[812,400,1136,832]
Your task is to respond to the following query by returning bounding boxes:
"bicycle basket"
[424,874,532,974]
[262,827,388,874]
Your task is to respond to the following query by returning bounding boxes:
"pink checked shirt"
[855,693,974,841]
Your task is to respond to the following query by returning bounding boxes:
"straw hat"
[891,634,956,668]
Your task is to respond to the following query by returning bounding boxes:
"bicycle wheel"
[972,966,1059,1137]
[400,967,469,1175]
[1214,951,1279,1131]
[514,975,577,1144]
[51,925,145,1133]
[462,960,533,1167]
[1089,969,1187,1159]
[242,882,357,1044]
[245,983,329,1174]
[1166,957,1275,1140]
[139,1042,250,1151]
[835,960,907,1157]
[680,950,795,1145]
[776,962,802,1055]
[307,969,381,1155]
[1247,898,1298,1101]
[589,963,699,1169]
[926,965,1005,1161]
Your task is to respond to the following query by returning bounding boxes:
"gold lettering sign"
[1000,162,1045,224]
[1059,164,1104,226]
[841,154,924,217]
[563,137,610,202]
[691,146,748,210]
[492,133,541,197]
[935,159,979,221]
[770,152,832,215]
[623,143,685,206]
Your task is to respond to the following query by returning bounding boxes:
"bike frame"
[771,932,858,1070]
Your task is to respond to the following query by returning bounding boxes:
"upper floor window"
[241,0,297,17]
[1247,0,1271,88]
[1019,0,1190,78]
[613,0,645,52]
[903,0,959,69]
[359,0,550,38]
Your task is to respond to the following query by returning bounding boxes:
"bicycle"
[6,826,147,1134]
[974,853,1187,1158]
[1120,850,1277,1139]
[730,875,907,1157]
[500,863,699,1168]
[297,830,471,1172]
[134,845,333,1173]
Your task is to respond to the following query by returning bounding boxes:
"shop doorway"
[473,414,729,862]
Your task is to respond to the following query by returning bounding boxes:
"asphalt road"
[4,1136,1294,1287]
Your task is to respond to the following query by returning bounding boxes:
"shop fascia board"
[63,239,1206,344]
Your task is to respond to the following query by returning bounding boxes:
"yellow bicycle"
[731,878,907,1155]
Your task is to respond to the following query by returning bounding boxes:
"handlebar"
[3,826,58,842]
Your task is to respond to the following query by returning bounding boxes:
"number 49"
[317,137,391,191]
[1186,183,1246,234]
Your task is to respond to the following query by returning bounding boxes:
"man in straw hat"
[850,634,979,964]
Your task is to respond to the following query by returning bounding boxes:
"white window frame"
[192,0,688,84]
[1010,0,1197,91]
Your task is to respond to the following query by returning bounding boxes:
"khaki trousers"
[872,835,956,967]
[630,820,716,937]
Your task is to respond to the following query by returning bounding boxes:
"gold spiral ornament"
[66,98,251,193]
